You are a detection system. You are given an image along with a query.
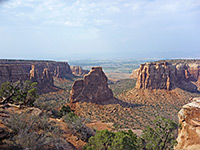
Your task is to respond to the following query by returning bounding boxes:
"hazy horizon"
[0,0,200,60]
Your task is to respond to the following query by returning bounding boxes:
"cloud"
[0,0,200,59]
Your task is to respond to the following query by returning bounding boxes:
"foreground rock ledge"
[175,97,200,150]
[70,67,113,104]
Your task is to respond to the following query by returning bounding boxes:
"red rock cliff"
[70,67,113,104]
[135,61,200,91]
[0,60,72,88]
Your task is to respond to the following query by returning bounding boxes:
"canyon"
[0,60,89,93]
[1,59,200,149]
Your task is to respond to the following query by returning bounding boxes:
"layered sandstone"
[135,61,200,91]
[70,66,89,76]
[70,67,113,104]
[0,60,72,91]
[175,97,200,150]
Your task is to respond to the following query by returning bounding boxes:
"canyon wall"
[135,61,200,91]
[70,67,113,104]
[0,60,72,88]
[175,97,200,150]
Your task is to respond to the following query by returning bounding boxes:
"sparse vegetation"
[109,79,137,96]
[2,112,70,150]
[63,112,94,142]
[84,117,177,150]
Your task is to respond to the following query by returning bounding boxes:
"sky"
[0,0,200,60]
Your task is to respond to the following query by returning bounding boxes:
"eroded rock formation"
[70,67,113,104]
[70,66,89,76]
[135,61,200,91]
[175,97,200,150]
[0,60,72,91]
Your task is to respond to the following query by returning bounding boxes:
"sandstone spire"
[70,67,113,104]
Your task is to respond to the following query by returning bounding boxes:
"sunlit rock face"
[135,61,200,91]
[175,97,200,150]
[70,67,113,104]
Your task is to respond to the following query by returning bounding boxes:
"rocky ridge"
[135,61,200,91]
[70,67,113,104]
[0,60,75,92]
[176,97,200,150]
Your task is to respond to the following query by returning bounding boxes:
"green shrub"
[58,105,73,118]
[137,116,178,150]
[84,129,137,150]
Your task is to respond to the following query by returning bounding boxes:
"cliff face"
[70,67,113,104]
[0,60,72,89]
[0,65,28,84]
[135,61,200,91]
[176,97,200,150]
[70,66,89,76]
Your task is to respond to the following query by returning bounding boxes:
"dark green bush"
[84,129,137,150]
[58,105,73,118]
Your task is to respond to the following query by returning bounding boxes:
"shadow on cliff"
[173,81,200,94]
[72,97,144,108]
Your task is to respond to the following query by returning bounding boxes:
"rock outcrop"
[29,65,53,85]
[0,60,72,91]
[70,66,89,76]
[175,97,200,150]
[70,67,113,104]
[135,60,200,91]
